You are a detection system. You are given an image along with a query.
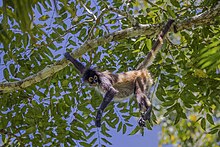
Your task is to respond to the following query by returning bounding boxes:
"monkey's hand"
[95,87,117,127]
[138,117,146,127]
[95,109,103,127]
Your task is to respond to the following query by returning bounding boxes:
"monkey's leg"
[95,87,117,127]
[134,77,152,127]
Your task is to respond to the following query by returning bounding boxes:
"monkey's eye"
[94,75,97,80]
[88,77,93,82]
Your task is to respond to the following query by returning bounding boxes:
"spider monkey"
[64,19,174,127]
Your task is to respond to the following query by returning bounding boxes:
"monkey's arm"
[64,52,86,74]
[96,87,117,127]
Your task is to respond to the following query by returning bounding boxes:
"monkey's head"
[83,68,100,86]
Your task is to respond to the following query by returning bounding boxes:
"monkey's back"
[107,69,153,101]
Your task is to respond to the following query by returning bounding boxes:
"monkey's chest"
[113,82,134,100]
[95,81,135,101]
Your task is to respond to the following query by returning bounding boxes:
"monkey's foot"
[138,117,146,127]
[141,111,151,121]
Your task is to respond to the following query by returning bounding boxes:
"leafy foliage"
[0,0,220,146]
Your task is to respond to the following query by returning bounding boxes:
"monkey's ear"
[64,52,86,74]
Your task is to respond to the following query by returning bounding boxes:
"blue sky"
[111,124,160,146]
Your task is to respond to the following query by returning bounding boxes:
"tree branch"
[176,2,220,31]
[0,2,220,92]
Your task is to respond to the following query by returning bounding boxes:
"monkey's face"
[83,69,100,86]
[87,75,99,86]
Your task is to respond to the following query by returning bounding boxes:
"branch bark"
[0,2,220,92]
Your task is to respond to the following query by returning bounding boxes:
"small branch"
[79,1,97,20]
[107,6,138,26]
[0,2,220,92]
[102,1,136,25]
[87,8,108,40]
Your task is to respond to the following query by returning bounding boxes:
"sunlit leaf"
[129,126,140,135]
[170,0,180,7]
[3,68,9,80]
[39,15,50,21]
[201,118,206,131]
[206,114,214,125]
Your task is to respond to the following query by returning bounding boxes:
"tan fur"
[99,69,153,101]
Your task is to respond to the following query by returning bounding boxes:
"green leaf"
[162,100,175,107]
[25,126,36,134]
[9,64,15,76]
[208,129,218,134]
[45,48,53,57]
[23,33,29,47]
[174,115,180,125]
[201,118,206,130]
[69,40,77,46]
[117,122,122,132]
[69,132,80,140]
[167,5,176,18]
[112,117,119,127]
[206,114,214,125]
[36,4,43,14]
[3,68,9,80]
[79,28,87,38]
[122,124,127,134]
[101,137,112,145]
[146,122,152,130]
[129,126,140,135]
[90,138,97,145]
[54,54,61,59]
[64,95,72,106]
[62,79,69,87]
[79,142,90,147]
[87,131,96,139]
[146,39,152,50]
[170,0,180,7]
[67,137,76,145]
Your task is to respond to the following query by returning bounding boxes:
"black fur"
[82,68,101,84]
[64,52,86,74]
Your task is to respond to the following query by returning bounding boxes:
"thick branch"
[0,2,220,92]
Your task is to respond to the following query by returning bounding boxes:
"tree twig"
[107,6,138,26]
[87,8,108,40]
[79,1,97,20]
